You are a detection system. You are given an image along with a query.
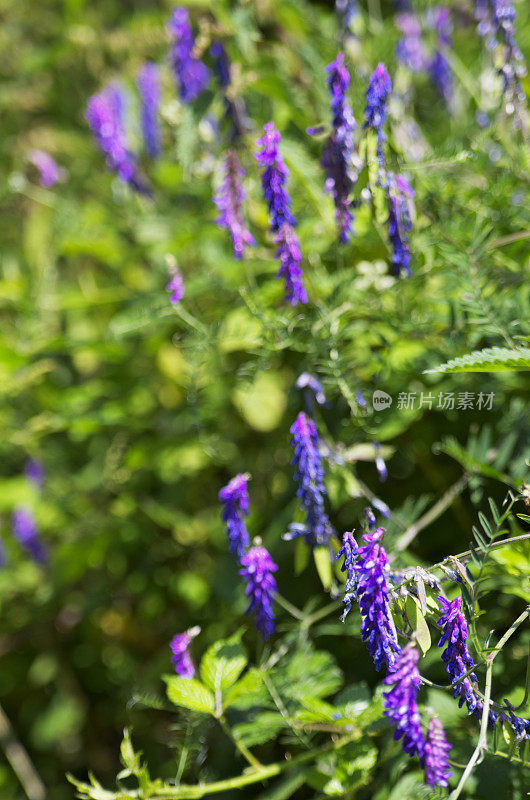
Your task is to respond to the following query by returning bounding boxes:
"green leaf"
[199,633,248,693]
[295,536,310,574]
[165,677,215,715]
[313,545,333,591]
[414,603,431,655]
[424,346,530,374]
[223,667,263,708]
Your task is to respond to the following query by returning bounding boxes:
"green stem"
[274,592,304,621]
[218,715,262,770]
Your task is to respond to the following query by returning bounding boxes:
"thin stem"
[0,703,46,800]
[302,600,340,630]
[488,606,530,663]
[274,592,304,621]
[393,474,470,554]
[218,715,262,770]
[449,660,493,800]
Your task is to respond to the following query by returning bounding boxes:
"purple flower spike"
[286,412,332,547]
[166,267,184,306]
[395,14,429,72]
[239,544,278,639]
[437,596,480,713]
[336,531,358,620]
[273,224,308,305]
[355,527,400,671]
[296,373,326,406]
[137,62,160,158]
[167,7,210,103]
[386,172,414,277]
[86,85,144,191]
[255,123,307,305]
[424,716,452,787]
[429,7,453,106]
[373,442,388,482]
[321,53,357,242]
[383,643,425,759]
[29,150,61,188]
[214,150,255,259]
[364,63,392,161]
[25,459,44,487]
[219,473,250,559]
[11,507,47,564]
[170,629,197,678]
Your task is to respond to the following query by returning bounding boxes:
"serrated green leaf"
[424,346,530,374]
[165,677,215,715]
[223,667,263,708]
[199,632,248,693]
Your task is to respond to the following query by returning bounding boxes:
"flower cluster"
[475,0,527,126]
[255,123,307,305]
[136,62,160,159]
[355,528,400,671]
[423,715,452,787]
[166,267,184,306]
[386,172,414,278]
[296,373,326,407]
[364,63,392,162]
[28,150,61,188]
[219,473,251,559]
[383,644,425,758]
[210,41,247,138]
[336,531,358,620]
[85,85,142,190]
[239,544,278,640]
[167,7,210,103]
[395,14,429,72]
[321,53,357,242]
[437,595,480,713]
[25,458,44,487]
[170,631,196,678]
[11,507,47,564]
[214,150,255,259]
[286,412,332,547]
[429,7,453,106]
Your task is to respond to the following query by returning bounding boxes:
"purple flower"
[11,507,47,564]
[296,373,326,406]
[170,631,196,678]
[423,716,452,787]
[336,531,358,620]
[25,459,44,487]
[273,225,308,306]
[356,390,367,409]
[219,473,250,560]
[214,150,255,259]
[383,643,425,758]
[136,62,160,158]
[395,14,429,72]
[355,528,400,671]
[373,442,388,482]
[475,0,527,125]
[254,122,295,231]
[167,7,210,103]
[364,506,376,529]
[502,700,530,740]
[386,172,414,277]
[166,267,184,306]
[437,596,480,713]
[85,85,144,190]
[364,63,392,161]
[255,123,307,305]
[286,412,333,547]
[210,41,248,138]
[428,7,453,105]
[239,544,278,640]
[28,150,61,188]
[321,53,357,242]
[336,0,358,30]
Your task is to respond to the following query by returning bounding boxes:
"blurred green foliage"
[0,0,529,798]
